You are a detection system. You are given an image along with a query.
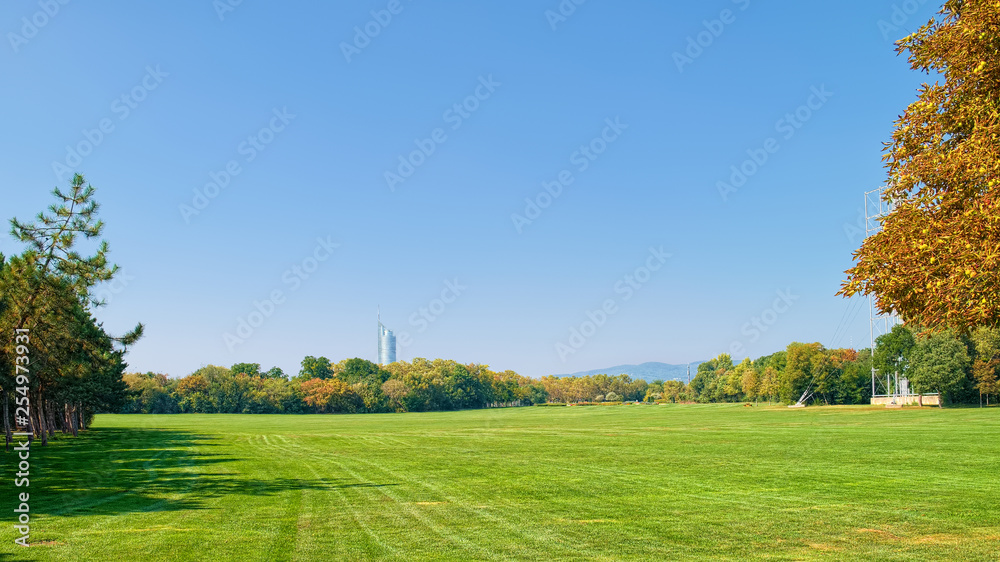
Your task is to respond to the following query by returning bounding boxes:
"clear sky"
[0,0,941,378]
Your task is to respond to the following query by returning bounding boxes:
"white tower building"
[377,308,396,365]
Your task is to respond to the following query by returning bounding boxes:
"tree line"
[664,325,1000,406]
[540,373,653,403]
[120,322,1000,415]
[869,324,1000,406]
[121,357,548,414]
[537,347,870,406]
[689,346,872,405]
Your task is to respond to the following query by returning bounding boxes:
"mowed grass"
[2,405,999,561]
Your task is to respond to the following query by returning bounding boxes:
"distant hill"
[554,362,705,383]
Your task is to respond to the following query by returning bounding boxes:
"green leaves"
[909,329,972,400]
[1,174,143,439]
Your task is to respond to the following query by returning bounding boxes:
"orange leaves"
[840,0,1000,332]
[300,378,357,412]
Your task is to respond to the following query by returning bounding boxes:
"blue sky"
[0,0,940,378]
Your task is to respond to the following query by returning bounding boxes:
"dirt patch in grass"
[856,528,902,540]
[910,533,1000,545]
[808,543,842,552]
[857,528,1000,546]
[910,533,963,545]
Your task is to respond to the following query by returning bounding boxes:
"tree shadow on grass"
[3,427,398,519]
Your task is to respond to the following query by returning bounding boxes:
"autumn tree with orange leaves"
[840,0,1000,331]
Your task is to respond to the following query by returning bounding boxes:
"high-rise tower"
[377,307,396,365]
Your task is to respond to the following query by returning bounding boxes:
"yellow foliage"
[840,0,1000,332]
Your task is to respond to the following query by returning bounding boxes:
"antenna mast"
[865,187,900,401]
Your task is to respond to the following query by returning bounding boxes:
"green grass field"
[2,405,999,561]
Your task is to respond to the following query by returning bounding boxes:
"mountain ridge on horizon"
[553,361,707,382]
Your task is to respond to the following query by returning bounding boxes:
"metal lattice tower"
[864,187,900,398]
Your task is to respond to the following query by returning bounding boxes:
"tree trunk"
[29,390,37,437]
[3,387,10,452]
[63,404,71,434]
[70,405,79,437]
[36,394,47,446]
[46,401,57,438]
[30,390,41,442]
